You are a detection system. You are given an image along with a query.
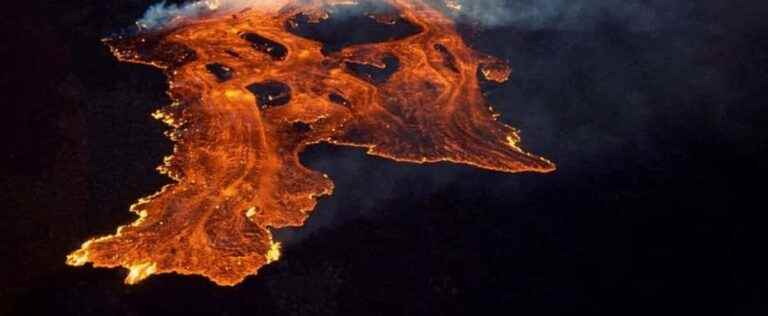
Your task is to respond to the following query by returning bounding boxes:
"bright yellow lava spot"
[66,247,90,266]
[125,262,157,285]
[224,89,246,100]
[132,210,149,226]
[506,135,521,150]
[152,110,177,126]
[266,241,281,264]
[245,206,257,219]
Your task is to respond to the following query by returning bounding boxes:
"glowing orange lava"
[67,0,555,286]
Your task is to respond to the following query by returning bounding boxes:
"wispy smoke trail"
[138,0,216,29]
[137,0,279,30]
[449,0,671,31]
[137,0,673,32]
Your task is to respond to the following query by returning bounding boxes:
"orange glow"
[67,0,555,286]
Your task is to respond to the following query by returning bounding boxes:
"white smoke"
[136,0,285,30]
[450,0,669,31]
[136,0,673,32]
[138,0,216,29]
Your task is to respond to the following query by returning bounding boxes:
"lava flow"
[67,0,555,286]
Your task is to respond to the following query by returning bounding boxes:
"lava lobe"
[67,0,555,286]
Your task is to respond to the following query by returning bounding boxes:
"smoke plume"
[137,0,675,31]
[137,0,281,29]
[451,0,676,31]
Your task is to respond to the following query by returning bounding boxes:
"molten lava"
[67,0,555,286]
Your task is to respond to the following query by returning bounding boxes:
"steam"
[137,0,671,32]
[138,0,216,29]
[137,0,279,30]
[449,0,669,31]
